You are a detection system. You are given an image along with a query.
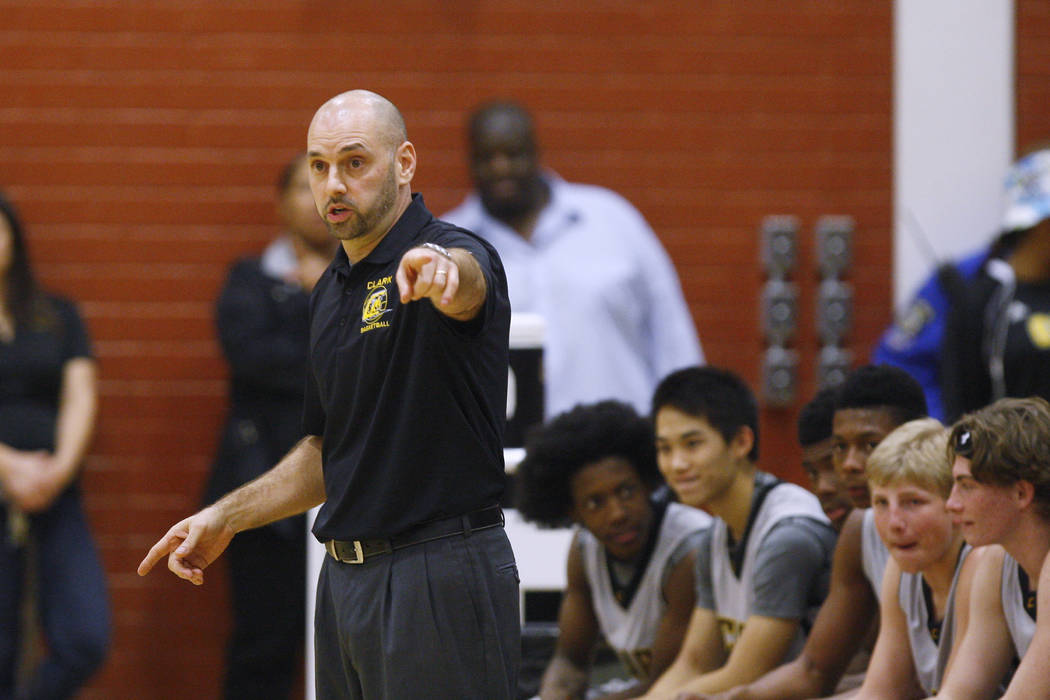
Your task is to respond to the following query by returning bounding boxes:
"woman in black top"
[0,191,110,698]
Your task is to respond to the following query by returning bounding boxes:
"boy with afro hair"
[517,401,712,699]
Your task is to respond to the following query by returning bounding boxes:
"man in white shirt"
[444,100,703,417]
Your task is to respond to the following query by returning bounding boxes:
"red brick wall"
[0,2,903,697]
[1018,0,1050,152]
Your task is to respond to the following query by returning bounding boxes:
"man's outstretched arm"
[138,435,325,585]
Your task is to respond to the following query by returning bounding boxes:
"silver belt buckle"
[327,540,365,564]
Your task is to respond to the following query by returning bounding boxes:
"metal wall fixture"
[815,216,854,390]
[759,216,799,406]
[758,214,857,405]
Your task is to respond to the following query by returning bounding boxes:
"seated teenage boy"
[517,401,713,699]
[641,367,836,698]
[798,387,852,534]
[856,418,988,698]
[711,364,928,700]
[934,397,1050,699]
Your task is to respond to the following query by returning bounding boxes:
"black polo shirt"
[303,194,510,541]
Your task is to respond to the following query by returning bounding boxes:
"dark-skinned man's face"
[469,111,542,221]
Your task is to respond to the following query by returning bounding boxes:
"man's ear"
[396,141,417,185]
[1015,479,1036,511]
[730,425,755,460]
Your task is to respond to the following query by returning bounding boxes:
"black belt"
[324,506,504,564]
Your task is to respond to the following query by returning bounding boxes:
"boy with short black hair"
[798,388,851,533]
[642,367,836,698]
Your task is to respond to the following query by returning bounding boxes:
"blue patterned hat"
[1002,148,1050,231]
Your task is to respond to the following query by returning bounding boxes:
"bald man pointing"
[139,90,520,699]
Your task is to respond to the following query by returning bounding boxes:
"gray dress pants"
[314,525,520,699]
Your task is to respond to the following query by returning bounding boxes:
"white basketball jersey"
[861,508,890,595]
[709,481,828,659]
[1001,552,1037,659]
[898,544,971,694]
[579,502,711,680]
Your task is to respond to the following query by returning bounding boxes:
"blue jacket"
[872,248,990,420]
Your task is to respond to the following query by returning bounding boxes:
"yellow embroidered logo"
[363,287,388,322]
[717,615,744,653]
[361,279,394,333]
[1026,313,1050,349]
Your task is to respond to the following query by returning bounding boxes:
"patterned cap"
[1002,148,1050,231]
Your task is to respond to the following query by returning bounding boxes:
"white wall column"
[893,0,1014,307]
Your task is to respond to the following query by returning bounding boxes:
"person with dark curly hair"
[517,401,711,699]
